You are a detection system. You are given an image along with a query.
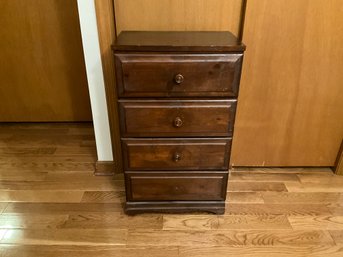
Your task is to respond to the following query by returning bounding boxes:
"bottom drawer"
[125,172,228,201]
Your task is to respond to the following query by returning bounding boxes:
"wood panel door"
[114,0,243,36]
[0,0,92,121]
[231,0,343,166]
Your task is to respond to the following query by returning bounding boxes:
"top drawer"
[114,54,243,97]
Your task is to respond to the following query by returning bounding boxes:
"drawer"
[115,53,243,97]
[119,100,236,137]
[125,172,228,201]
[122,138,231,171]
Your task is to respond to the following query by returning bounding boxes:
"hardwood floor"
[0,123,342,256]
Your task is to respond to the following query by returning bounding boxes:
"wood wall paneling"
[114,0,243,36]
[0,0,92,121]
[231,0,343,166]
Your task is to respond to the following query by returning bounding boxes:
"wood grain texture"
[0,0,92,121]
[0,229,127,246]
[289,215,343,230]
[114,52,243,97]
[61,213,162,229]
[329,230,343,245]
[127,229,334,247]
[0,214,68,229]
[163,214,292,230]
[122,138,231,171]
[119,100,236,137]
[94,0,123,173]
[1,123,343,256]
[114,0,243,36]
[178,245,343,257]
[335,140,343,175]
[0,245,179,257]
[0,190,84,203]
[231,0,343,166]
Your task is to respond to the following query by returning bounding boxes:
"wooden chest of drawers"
[112,31,245,214]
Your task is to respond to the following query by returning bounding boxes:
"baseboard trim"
[94,161,117,176]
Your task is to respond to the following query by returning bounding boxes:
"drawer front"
[119,100,236,137]
[122,138,231,171]
[115,54,243,97]
[126,172,228,201]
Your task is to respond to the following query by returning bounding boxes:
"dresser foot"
[125,201,225,215]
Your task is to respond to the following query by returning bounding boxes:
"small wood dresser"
[112,31,245,214]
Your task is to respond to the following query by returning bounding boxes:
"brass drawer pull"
[173,152,182,162]
[174,74,184,84]
[173,117,183,127]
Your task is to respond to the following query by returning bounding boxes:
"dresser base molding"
[125,201,225,215]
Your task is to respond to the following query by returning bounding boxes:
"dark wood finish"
[119,100,237,137]
[125,201,225,215]
[112,31,246,52]
[115,53,243,97]
[125,172,228,201]
[110,31,244,214]
[122,138,231,171]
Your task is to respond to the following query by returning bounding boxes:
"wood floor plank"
[81,191,125,203]
[0,245,179,257]
[0,229,7,240]
[329,230,343,245]
[226,192,264,203]
[0,171,47,181]
[0,134,95,148]
[61,213,163,229]
[228,182,288,192]
[289,215,343,230]
[53,147,97,155]
[231,167,333,174]
[0,147,56,156]
[0,179,124,191]
[163,214,292,230]
[179,245,343,257]
[0,203,8,214]
[0,162,95,172]
[296,173,341,183]
[0,190,84,203]
[226,203,331,216]
[1,123,341,256]
[3,203,124,214]
[0,214,68,229]
[127,229,334,247]
[0,229,127,246]
[328,205,343,215]
[0,155,97,163]
[261,192,343,204]
[285,182,343,192]
[229,172,300,182]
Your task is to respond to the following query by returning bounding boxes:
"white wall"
[77,0,114,161]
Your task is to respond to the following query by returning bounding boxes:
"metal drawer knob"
[174,74,184,84]
[173,117,183,127]
[173,152,182,162]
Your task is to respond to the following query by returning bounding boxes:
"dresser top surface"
[112,31,245,52]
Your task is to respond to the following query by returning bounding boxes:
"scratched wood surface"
[0,123,342,257]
